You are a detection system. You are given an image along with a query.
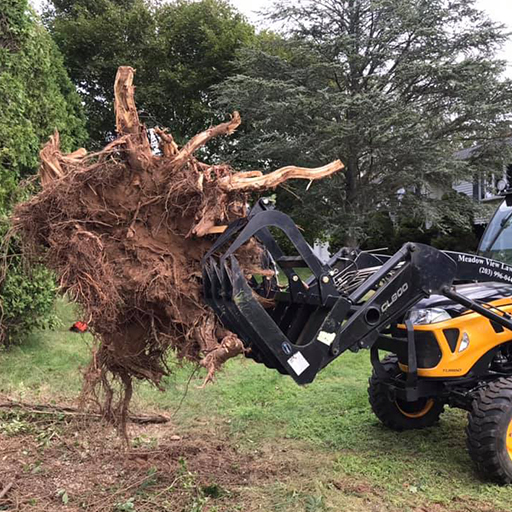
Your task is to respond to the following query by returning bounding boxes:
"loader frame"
[202,199,512,399]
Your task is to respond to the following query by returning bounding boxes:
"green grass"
[0,300,92,399]
[2,300,512,511]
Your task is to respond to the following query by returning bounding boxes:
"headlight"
[407,308,451,325]
[459,332,470,352]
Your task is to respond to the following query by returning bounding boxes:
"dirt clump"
[12,66,343,428]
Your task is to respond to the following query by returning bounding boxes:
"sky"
[229,0,512,76]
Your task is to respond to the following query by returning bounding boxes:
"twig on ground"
[0,398,169,425]
[0,479,14,500]
[171,367,199,420]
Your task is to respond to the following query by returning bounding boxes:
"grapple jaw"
[204,252,337,381]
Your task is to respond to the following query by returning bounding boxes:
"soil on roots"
[11,66,343,433]
[13,133,262,428]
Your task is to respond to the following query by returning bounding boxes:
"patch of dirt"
[0,410,506,512]
[0,419,281,512]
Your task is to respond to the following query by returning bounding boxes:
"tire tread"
[368,354,444,431]
[467,377,512,484]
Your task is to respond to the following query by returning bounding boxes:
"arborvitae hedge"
[0,0,86,344]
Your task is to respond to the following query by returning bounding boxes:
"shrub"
[0,235,58,346]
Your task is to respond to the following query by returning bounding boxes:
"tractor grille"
[443,328,460,353]
[396,329,442,369]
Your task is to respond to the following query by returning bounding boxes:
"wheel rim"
[507,418,512,461]
[396,398,435,419]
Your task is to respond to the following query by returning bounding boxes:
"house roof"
[455,137,512,160]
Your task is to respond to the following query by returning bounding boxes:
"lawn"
[0,300,511,511]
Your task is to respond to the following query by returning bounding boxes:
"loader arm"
[202,201,512,385]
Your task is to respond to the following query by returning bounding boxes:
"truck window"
[479,200,512,264]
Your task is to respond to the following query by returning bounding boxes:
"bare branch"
[219,159,344,192]
[171,112,241,171]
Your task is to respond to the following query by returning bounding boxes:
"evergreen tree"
[1,0,86,210]
[215,0,512,245]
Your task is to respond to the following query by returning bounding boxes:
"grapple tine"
[227,255,316,378]
[217,256,254,341]
[216,256,284,370]
[203,258,230,328]
[209,258,222,301]
[208,257,263,356]
[200,208,344,382]
[220,256,233,299]
[202,259,214,301]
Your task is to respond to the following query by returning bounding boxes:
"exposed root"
[200,334,245,387]
[12,66,343,436]
[219,160,345,191]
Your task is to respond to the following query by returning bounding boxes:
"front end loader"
[202,197,512,483]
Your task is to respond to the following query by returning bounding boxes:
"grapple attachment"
[202,200,462,384]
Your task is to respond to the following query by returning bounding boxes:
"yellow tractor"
[203,192,512,483]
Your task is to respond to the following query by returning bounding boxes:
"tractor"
[202,187,512,483]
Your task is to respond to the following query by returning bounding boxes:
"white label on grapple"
[317,331,336,346]
[287,352,310,376]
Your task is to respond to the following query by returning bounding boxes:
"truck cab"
[479,195,512,264]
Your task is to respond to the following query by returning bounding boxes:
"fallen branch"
[0,480,14,500]
[0,400,169,425]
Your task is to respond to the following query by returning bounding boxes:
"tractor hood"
[412,282,512,317]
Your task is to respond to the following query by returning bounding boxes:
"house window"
[474,174,500,201]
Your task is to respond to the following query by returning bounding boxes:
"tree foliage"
[0,224,58,347]
[357,192,481,254]
[45,0,255,145]
[215,0,512,245]
[0,0,86,344]
[1,0,86,211]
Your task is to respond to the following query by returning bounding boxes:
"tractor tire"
[466,377,512,484]
[368,354,444,431]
